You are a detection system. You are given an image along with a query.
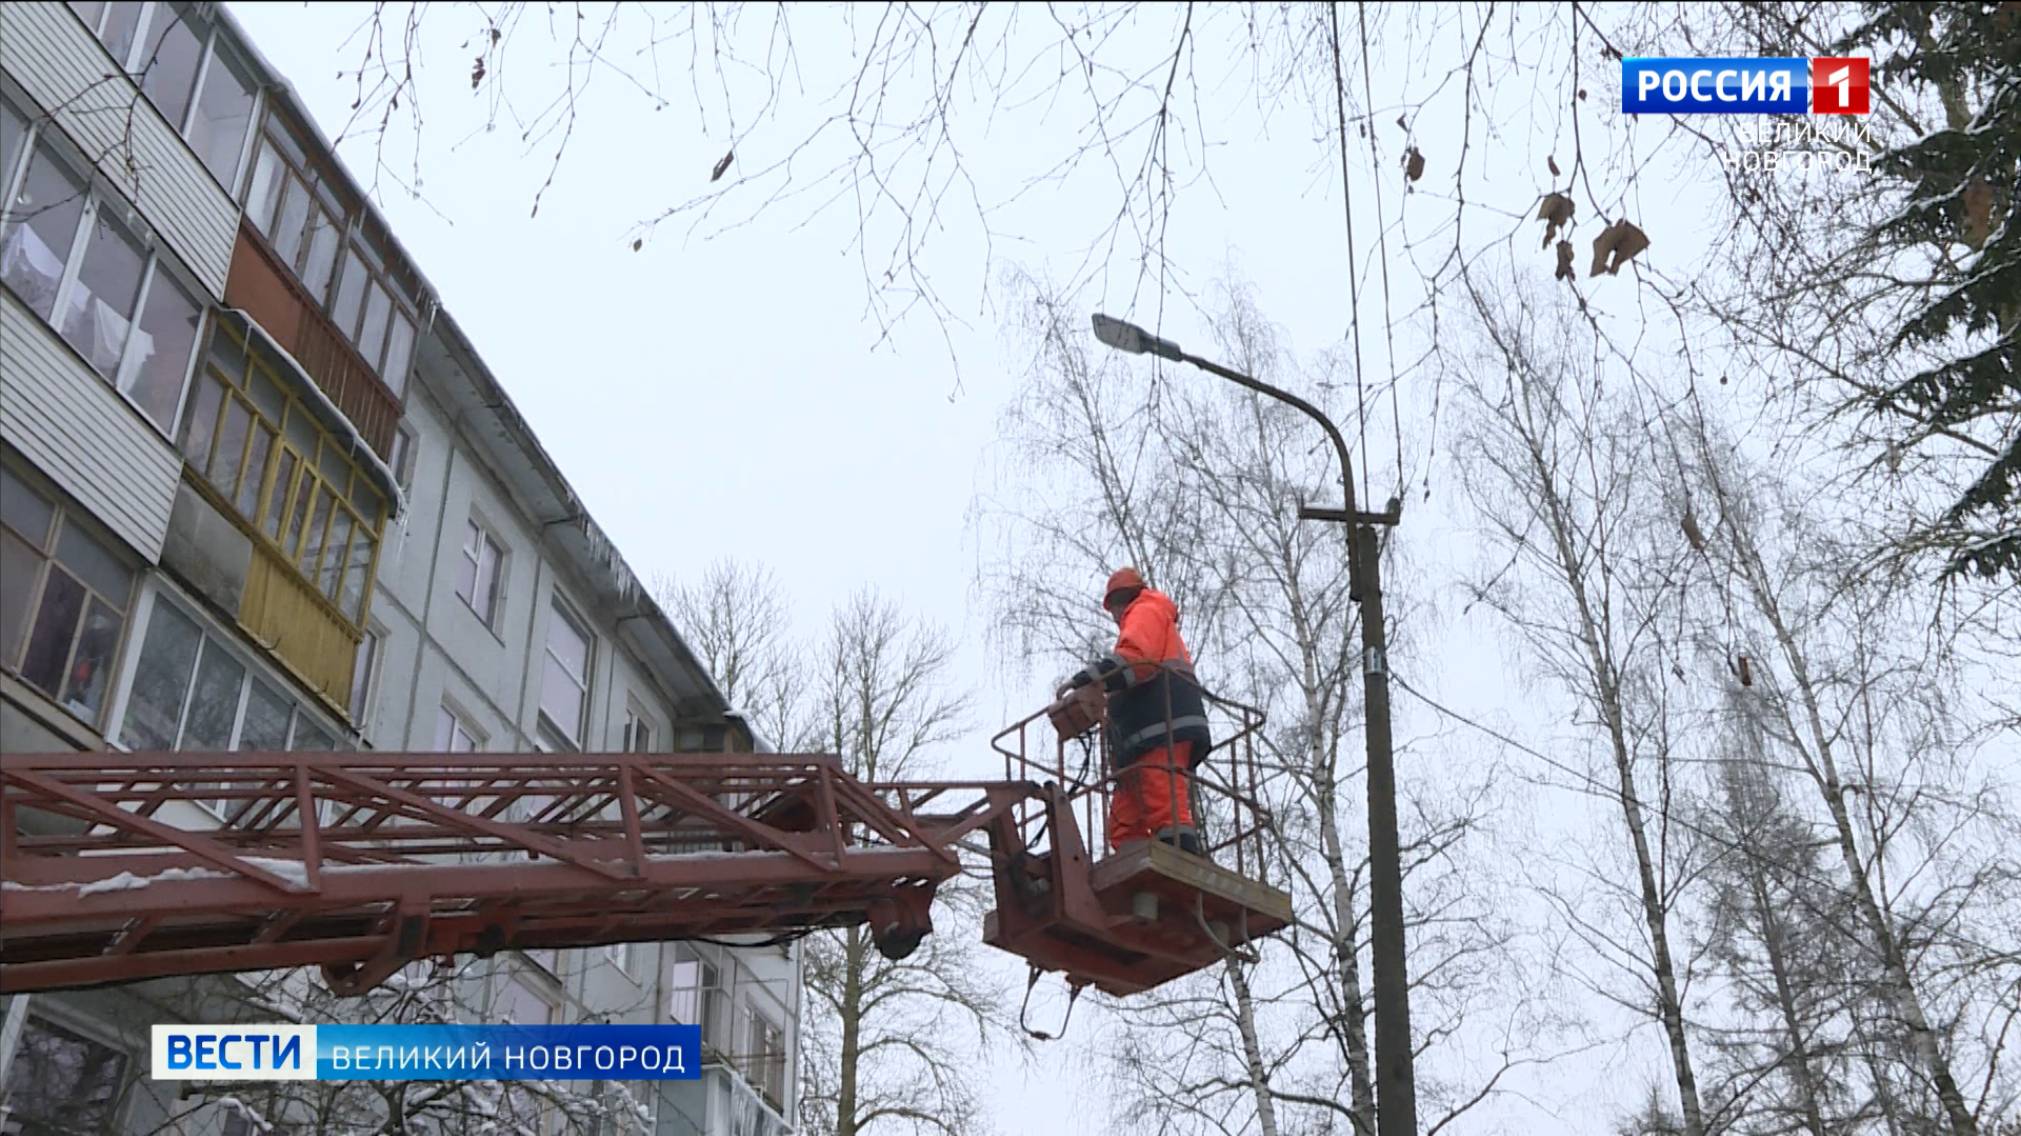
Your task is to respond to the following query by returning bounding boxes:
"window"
[388,422,417,491]
[606,939,633,975]
[0,97,26,200]
[184,33,256,188]
[434,704,481,753]
[665,947,726,1049]
[71,2,260,190]
[236,108,423,397]
[133,2,205,131]
[0,96,206,434]
[623,703,654,753]
[119,596,340,753]
[324,234,418,397]
[540,597,592,748]
[1,464,134,726]
[456,518,505,627]
[243,117,346,300]
[349,625,381,725]
[0,1015,131,1134]
[178,321,389,625]
[741,1004,786,1112]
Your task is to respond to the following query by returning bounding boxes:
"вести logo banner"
[152,1024,704,1081]
[1622,57,1871,115]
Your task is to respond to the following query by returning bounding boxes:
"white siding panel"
[0,291,181,561]
[0,3,238,298]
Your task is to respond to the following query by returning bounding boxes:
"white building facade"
[0,4,798,1133]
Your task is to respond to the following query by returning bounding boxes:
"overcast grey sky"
[217,4,1940,1132]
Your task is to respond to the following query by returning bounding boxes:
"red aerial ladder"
[0,687,1290,1018]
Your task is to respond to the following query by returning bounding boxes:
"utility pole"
[1091,313,1417,1135]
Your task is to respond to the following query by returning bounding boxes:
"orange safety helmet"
[1103,566,1147,610]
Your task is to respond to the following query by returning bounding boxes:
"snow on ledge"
[223,308,408,520]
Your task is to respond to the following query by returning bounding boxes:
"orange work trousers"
[1108,741,1195,852]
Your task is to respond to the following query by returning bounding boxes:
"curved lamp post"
[1091,312,1416,1136]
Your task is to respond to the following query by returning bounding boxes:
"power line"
[1356,1,1405,501]
[1328,3,1372,511]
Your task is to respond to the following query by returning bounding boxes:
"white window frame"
[68,1,263,194]
[605,939,635,977]
[0,87,210,439]
[113,587,343,757]
[665,946,726,1049]
[740,1001,786,1112]
[538,594,593,749]
[349,621,384,731]
[622,700,656,754]
[455,514,506,630]
[434,702,483,753]
[388,421,418,491]
[0,458,139,730]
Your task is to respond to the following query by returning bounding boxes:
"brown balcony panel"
[223,222,399,457]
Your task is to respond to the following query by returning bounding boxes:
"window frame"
[434,702,483,753]
[538,594,594,750]
[664,947,722,1043]
[455,514,507,630]
[235,104,426,400]
[0,459,137,730]
[113,587,345,764]
[388,421,418,491]
[622,700,656,753]
[177,318,390,630]
[69,1,264,194]
[605,938,635,977]
[349,621,384,729]
[0,88,210,439]
[740,1002,786,1112]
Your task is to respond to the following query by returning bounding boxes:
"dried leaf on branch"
[1590,218,1650,275]
[1537,192,1575,249]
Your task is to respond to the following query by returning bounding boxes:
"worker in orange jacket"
[1058,567,1212,856]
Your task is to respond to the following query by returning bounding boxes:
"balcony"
[222,220,399,458]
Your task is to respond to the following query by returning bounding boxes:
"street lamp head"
[1091,313,1183,362]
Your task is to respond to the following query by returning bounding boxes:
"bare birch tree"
[795,589,1024,1136]
[660,557,806,750]
[1673,402,2017,1135]
[1692,687,1863,1136]
[660,565,1027,1136]
[1453,273,1709,1135]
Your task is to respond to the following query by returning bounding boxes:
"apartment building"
[0,4,797,1134]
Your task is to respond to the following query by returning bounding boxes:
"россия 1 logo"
[1622,57,1871,115]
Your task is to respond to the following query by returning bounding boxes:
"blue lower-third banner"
[151,1024,703,1081]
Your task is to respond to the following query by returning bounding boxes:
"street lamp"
[1091,312,1416,1136]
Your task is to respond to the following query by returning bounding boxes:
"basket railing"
[988,663,1274,887]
